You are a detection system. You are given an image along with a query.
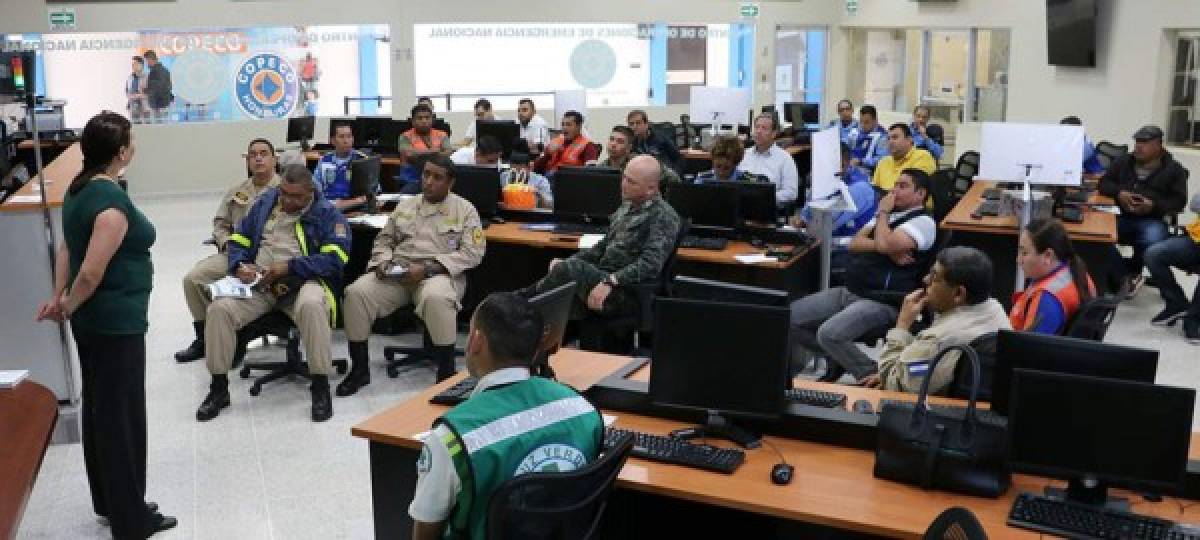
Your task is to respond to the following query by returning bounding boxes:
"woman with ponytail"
[36,111,176,538]
[1010,217,1096,335]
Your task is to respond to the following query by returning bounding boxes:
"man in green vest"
[409,292,604,540]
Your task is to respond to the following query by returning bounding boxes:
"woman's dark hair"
[245,137,278,178]
[71,111,132,195]
[1025,218,1092,302]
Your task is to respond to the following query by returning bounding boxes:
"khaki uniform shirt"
[213,174,278,248]
[370,193,486,290]
[254,202,306,269]
[877,299,1011,395]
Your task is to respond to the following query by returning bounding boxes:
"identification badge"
[447,238,458,250]
[334,223,348,238]
[906,360,930,377]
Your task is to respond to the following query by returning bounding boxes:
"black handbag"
[873,344,1011,498]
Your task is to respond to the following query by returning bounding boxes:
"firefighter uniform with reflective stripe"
[183,175,278,321]
[344,192,485,346]
[205,187,350,376]
[1009,262,1094,335]
[314,149,367,200]
[409,367,603,539]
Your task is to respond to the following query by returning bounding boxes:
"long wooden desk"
[352,351,1200,539]
[940,180,1122,305]
[0,142,77,211]
[0,381,59,540]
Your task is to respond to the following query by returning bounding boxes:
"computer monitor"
[350,156,380,213]
[672,275,789,307]
[286,116,315,143]
[526,281,576,378]
[0,52,36,99]
[451,164,501,220]
[328,118,355,143]
[649,298,790,448]
[354,116,395,150]
[665,182,740,231]
[735,181,777,225]
[992,330,1158,416]
[784,102,819,127]
[476,119,521,160]
[1008,369,1194,508]
[551,166,622,223]
[376,119,408,154]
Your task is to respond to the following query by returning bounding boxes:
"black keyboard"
[554,222,609,235]
[786,388,847,408]
[1008,492,1200,539]
[679,236,729,251]
[982,188,1004,200]
[877,399,1006,424]
[1061,205,1084,223]
[975,200,1001,216]
[429,377,479,405]
[604,428,745,474]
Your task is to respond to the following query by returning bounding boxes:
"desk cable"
[758,437,787,466]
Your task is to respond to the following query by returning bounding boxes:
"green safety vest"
[436,377,604,539]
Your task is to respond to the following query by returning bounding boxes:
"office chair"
[485,430,634,540]
[947,332,997,402]
[925,123,946,147]
[235,311,348,395]
[576,219,690,355]
[382,307,465,378]
[922,507,988,540]
[1094,141,1127,171]
[952,151,980,197]
[583,142,603,163]
[1064,291,1122,341]
[929,169,961,223]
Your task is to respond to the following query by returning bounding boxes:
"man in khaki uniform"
[337,154,485,395]
[196,166,351,423]
[175,138,280,362]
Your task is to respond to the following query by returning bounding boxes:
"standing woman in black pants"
[36,111,176,539]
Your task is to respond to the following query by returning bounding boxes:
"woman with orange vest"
[1010,218,1096,334]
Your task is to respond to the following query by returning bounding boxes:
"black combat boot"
[195,374,229,421]
[174,321,205,362]
[431,345,458,383]
[336,341,371,396]
[311,375,333,422]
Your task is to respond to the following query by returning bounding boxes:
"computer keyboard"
[982,188,1004,200]
[877,399,1006,424]
[975,200,1001,217]
[1008,492,1200,539]
[785,388,847,408]
[428,377,479,405]
[1061,205,1084,223]
[553,222,609,235]
[679,235,729,251]
[604,428,745,474]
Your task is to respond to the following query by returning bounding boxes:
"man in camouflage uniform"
[337,154,486,395]
[521,155,681,351]
[175,138,280,362]
[598,125,680,185]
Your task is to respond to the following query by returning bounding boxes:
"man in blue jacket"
[848,105,889,174]
[196,165,351,423]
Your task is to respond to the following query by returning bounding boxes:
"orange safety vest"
[1009,263,1094,333]
[544,134,592,172]
[401,128,448,152]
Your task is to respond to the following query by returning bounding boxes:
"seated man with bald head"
[519,155,681,350]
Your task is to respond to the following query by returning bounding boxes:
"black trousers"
[72,328,150,540]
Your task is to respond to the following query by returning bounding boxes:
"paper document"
[208,276,256,299]
[6,195,43,204]
[602,414,617,428]
[578,234,604,249]
[348,214,389,229]
[0,370,29,389]
[1090,204,1121,215]
[734,254,774,264]
[376,193,411,203]
[520,223,558,232]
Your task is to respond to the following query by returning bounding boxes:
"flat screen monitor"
[476,119,520,160]
[784,102,819,127]
[527,281,575,375]
[1008,369,1194,503]
[350,156,380,198]
[0,52,35,98]
[665,182,740,230]
[650,298,790,421]
[1047,0,1097,67]
[979,122,1085,185]
[672,275,789,307]
[735,181,777,225]
[287,116,315,143]
[376,119,408,153]
[551,166,622,222]
[992,330,1158,416]
[328,118,354,143]
[354,116,395,150]
[451,164,501,220]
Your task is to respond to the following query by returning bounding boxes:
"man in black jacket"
[143,50,173,123]
[627,109,681,172]
[1098,125,1190,296]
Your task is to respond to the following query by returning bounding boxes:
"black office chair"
[576,219,690,355]
[925,123,946,147]
[236,311,348,396]
[383,308,465,378]
[485,430,634,540]
[923,507,988,540]
[929,168,960,223]
[1094,141,1127,171]
[947,332,997,402]
[1064,292,1122,341]
[952,151,980,197]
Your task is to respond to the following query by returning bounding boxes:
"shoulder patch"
[334,223,348,238]
[417,444,432,474]
[472,228,484,245]
[232,191,251,205]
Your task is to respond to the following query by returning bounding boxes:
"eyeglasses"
[838,107,852,112]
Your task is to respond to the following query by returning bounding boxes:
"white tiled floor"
[16,193,1200,539]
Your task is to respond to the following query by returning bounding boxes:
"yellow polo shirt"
[872,148,937,190]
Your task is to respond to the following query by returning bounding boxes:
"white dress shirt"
[738,143,799,206]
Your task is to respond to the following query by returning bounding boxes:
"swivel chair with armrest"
[235,310,348,396]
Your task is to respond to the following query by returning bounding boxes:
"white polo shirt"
[519,114,549,147]
[738,144,799,206]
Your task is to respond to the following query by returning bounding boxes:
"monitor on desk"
[354,116,397,152]
[736,181,777,225]
[978,122,1085,185]
[992,330,1158,416]
[665,182,740,231]
[551,166,622,223]
[784,102,820,129]
[476,119,520,160]
[1008,369,1194,508]
[350,156,381,213]
[286,116,315,143]
[672,275,789,307]
[649,298,790,447]
[527,282,575,378]
[451,164,501,220]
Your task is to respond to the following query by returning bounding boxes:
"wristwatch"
[604,274,618,286]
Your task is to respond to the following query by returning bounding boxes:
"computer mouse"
[851,399,874,415]
[770,463,794,485]
[750,237,767,249]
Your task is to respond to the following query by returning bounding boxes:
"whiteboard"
[553,89,587,125]
[978,122,1085,186]
[810,126,842,200]
[688,86,751,127]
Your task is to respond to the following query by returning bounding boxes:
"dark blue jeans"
[1144,235,1200,314]
[1111,215,1170,277]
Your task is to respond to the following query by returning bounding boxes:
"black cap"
[509,152,530,165]
[1133,125,1164,142]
